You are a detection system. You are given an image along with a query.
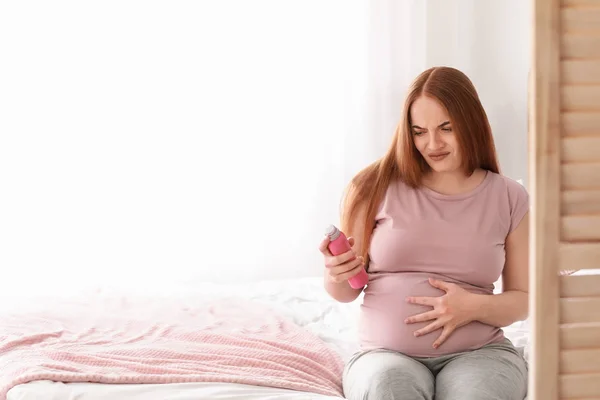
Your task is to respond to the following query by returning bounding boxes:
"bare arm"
[473,212,529,327]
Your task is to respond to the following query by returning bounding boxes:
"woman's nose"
[429,131,444,149]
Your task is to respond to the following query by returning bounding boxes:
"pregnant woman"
[319,67,529,400]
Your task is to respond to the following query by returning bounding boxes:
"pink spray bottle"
[325,224,369,289]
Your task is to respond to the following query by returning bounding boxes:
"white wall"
[0,1,375,292]
[0,1,532,293]
[369,0,531,187]
[424,0,531,187]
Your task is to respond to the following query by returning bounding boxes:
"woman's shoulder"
[486,172,530,233]
[487,172,529,200]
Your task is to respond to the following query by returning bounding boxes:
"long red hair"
[341,67,501,264]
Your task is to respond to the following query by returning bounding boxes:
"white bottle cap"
[325,225,341,241]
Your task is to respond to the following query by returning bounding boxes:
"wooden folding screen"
[530,0,600,398]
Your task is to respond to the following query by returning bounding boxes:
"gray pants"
[343,339,528,400]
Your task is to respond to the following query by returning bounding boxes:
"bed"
[2,277,532,400]
[530,0,600,399]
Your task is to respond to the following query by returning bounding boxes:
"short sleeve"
[507,179,530,234]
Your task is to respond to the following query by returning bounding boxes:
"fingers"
[409,318,455,348]
[428,278,451,292]
[326,252,358,269]
[318,236,333,257]
[327,257,365,284]
[406,296,436,307]
[329,263,364,284]
[319,233,362,285]
[328,255,363,274]
[404,310,438,324]
[413,319,444,337]
[318,236,356,264]
[433,326,454,349]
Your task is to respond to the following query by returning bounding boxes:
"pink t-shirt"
[359,171,529,357]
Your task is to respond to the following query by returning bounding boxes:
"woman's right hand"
[318,236,365,284]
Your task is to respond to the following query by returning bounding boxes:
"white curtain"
[0,0,528,297]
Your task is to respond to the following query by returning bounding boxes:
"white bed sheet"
[7,381,342,400]
[5,276,532,400]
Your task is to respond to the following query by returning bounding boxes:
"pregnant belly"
[358,273,504,357]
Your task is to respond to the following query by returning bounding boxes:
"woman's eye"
[442,127,452,132]
[413,130,424,136]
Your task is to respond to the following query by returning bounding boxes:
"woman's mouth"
[428,152,450,162]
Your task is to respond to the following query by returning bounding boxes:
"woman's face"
[410,95,462,174]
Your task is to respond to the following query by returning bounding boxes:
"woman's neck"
[422,168,487,196]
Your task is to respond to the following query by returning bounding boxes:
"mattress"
[4,276,531,400]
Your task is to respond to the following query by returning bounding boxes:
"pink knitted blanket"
[0,295,344,399]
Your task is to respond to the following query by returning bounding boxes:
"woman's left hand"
[404,278,480,349]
